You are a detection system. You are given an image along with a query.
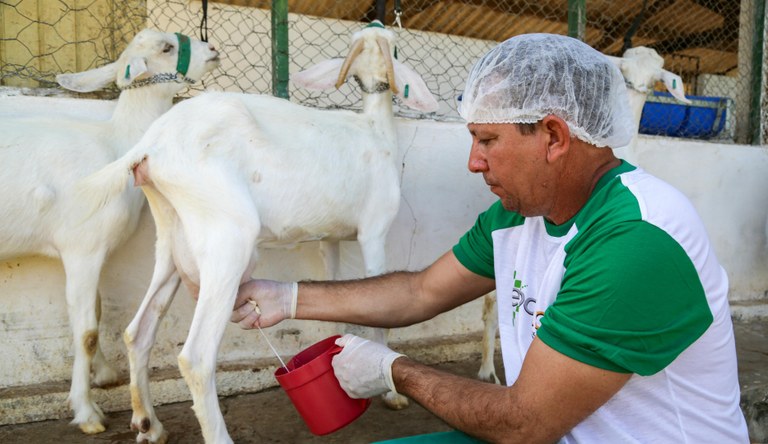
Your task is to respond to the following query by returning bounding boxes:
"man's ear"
[541,115,571,162]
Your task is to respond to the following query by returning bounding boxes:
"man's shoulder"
[580,166,701,232]
[477,200,526,232]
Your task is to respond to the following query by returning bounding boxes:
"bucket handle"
[328,344,344,357]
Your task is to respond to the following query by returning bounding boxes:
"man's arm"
[394,338,631,443]
[297,251,496,327]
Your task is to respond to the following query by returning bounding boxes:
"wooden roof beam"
[592,0,677,54]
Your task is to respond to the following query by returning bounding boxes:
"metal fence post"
[749,0,766,145]
[375,0,387,23]
[568,0,586,41]
[271,0,289,99]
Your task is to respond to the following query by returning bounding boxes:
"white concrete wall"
[1,94,766,418]
[0,94,494,391]
[630,137,768,301]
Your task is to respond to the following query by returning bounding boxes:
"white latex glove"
[230,279,298,329]
[332,334,405,399]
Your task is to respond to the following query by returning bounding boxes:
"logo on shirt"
[510,270,529,325]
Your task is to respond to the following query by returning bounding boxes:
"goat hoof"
[130,417,151,433]
[139,417,151,433]
[142,417,152,433]
[72,404,106,434]
[77,420,106,435]
[137,429,168,444]
[156,430,169,444]
[477,371,501,385]
[381,391,409,410]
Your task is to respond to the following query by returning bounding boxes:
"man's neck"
[545,148,621,225]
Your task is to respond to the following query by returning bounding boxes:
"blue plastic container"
[639,91,730,139]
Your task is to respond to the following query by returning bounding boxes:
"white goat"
[0,29,218,434]
[476,46,691,385]
[80,23,437,444]
[608,46,691,163]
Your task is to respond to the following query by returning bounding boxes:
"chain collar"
[119,72,196,91]
[352,75,391,94]
[623,79,649,94]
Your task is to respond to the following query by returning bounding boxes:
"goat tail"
[76,148,148,219]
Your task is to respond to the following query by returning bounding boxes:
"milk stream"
[250,301,289,371]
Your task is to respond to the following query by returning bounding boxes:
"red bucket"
[275,335,371,435]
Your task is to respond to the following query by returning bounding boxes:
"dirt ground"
[0,358,494,444]
[1,319,766,444]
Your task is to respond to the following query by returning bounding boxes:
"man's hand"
[231,279,297,328]
[332,334,405,399]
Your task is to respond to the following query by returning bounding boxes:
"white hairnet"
[457,33,634,148]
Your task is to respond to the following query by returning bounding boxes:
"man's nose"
[468,144,488,173]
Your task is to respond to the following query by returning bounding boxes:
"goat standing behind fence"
[79,22,437,444]
[0,29,218,434]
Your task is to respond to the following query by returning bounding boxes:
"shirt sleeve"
[453,201,524,279]
[536,220,714,376]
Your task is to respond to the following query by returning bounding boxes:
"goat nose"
[208,43,216,51]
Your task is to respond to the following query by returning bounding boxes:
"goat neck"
[110,83,179,143]
[361,88,394,119]
[360,90,397,156]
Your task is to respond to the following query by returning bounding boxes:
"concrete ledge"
[0,333,493,426]
[5,323,765,441]
[0,359,281,426]
[742,386,768,443]
[731,300,768,321]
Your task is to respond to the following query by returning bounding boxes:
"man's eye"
[478,138,493,145]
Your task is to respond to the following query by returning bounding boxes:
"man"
[232,34,749,443]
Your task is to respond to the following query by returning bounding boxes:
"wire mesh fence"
[1,0,765,144]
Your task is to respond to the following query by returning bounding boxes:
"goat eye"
[163,43,173,53]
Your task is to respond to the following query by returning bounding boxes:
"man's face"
[467,122,553,216]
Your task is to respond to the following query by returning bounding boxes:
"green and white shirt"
[453,161,748,443]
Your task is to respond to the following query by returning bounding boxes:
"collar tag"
[175,33,192,76]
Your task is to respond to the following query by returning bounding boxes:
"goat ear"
[116,57,149,88]
[659,70,692,104]
[291,58,345,90]
[605,55,624,70]
[613,58,641,89]
[56,62,117,93]
[392,59,439,112]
